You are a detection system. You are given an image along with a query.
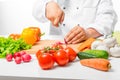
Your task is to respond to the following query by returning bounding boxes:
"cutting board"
[24,40,80,54]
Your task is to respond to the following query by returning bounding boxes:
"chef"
[33,0,117,44]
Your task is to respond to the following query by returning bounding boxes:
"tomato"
[9,34,21,40]
[53,49,69,66]
[52,44,64,50]
[65,47,77,62]
[38,53,55,70]
[36,49,42,59]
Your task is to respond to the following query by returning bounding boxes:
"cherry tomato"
[9,34,21,40]
[38,53,55,70]
[52,44,64,50]
[53,49,69,66]
[36,49,42,59]
[65,47,77,62]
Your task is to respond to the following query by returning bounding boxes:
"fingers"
[65,26,87,44]
[68,31,83,44]
[72,34,86,44]
[52,11,64,27]
[65,26,79,42]
[53,17,60,27]
[60,12,65,24]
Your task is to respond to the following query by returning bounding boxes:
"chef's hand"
[65,25,102,44]
[46,1,64,27]
[65,26,89,44]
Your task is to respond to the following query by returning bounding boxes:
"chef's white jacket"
[33,0,117,38]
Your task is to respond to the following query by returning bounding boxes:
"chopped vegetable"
[78,38,96,51]
[80,58,111,71]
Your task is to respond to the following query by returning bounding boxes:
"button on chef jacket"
[33,0,117,38]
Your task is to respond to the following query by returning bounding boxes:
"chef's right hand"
[46,1,64,27]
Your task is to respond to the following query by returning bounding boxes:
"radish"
[19,51,26,56]
[22,54,31,62]
[15,57,22,64]
[13,52,21,58]
[6,54,13,62]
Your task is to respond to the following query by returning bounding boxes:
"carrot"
[80,58,111,71]
[78,38,96,51]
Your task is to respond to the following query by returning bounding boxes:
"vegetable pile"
[77,37,111,71]
[0,37,31,58]
[6,51,32,64]
[36,42,77,70]
[91,37,120,57]
[9,27,44,45]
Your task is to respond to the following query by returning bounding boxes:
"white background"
[0,0,120,35]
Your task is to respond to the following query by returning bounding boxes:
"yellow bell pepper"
[21,28,37,45]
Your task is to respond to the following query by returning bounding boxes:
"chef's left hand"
[65,26,88,44]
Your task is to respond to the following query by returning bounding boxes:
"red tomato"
[47,50,56,54]
[38,53,55,70]
[9,34,21,40]
[36,50,42,59]
[52,44,64,50]
[53,49,69,66]
[65,47,77,62]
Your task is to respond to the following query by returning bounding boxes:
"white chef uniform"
[33,0,117,38]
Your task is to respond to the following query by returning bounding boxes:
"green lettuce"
[0,37,32,58]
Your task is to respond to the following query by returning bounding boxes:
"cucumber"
[77,50,109,60]
[83,50,109,59]
[77,52,97,60]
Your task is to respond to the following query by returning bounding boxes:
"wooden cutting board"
[24,40,80,54]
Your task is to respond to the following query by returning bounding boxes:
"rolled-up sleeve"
[88,0,118,36]
[32,0,57,22]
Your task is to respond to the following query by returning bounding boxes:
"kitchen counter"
[0,35,120,80]
[0,54,120,80]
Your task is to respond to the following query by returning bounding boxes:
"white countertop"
[0,54,120,80]
[0,35,120,80]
